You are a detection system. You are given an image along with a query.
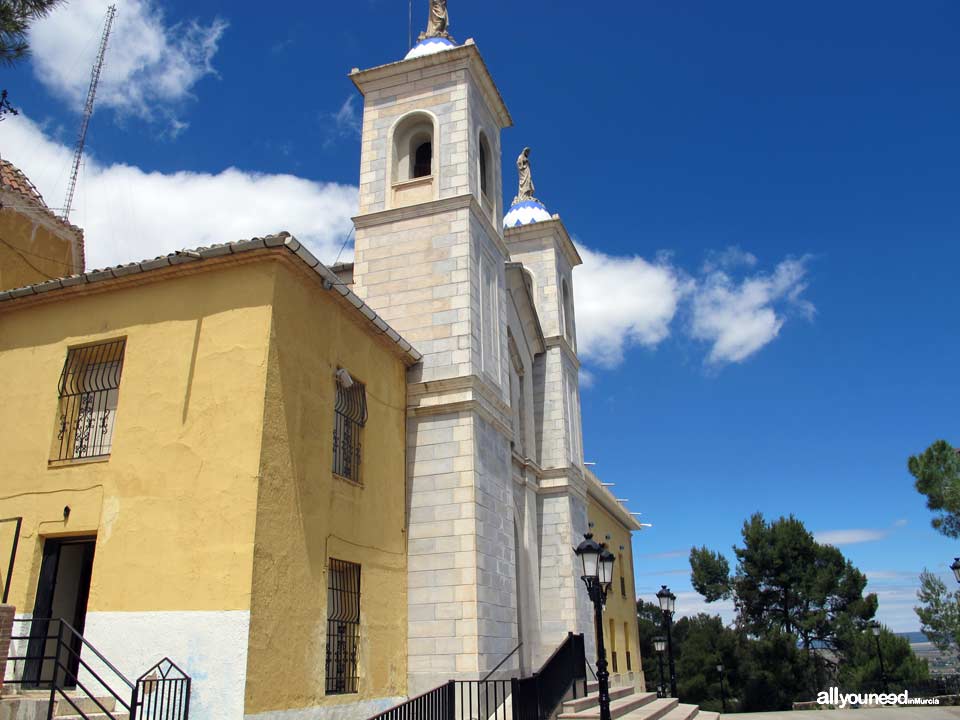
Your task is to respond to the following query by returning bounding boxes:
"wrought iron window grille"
[52,339,126,462]
[333,371,367,483]
[326,558,361,695]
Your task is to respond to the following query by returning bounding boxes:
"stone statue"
[513,147,539,205]
[421,0,451,40]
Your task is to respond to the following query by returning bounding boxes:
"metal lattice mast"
[61,4,117,221]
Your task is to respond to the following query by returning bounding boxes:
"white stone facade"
[349,39,632,696]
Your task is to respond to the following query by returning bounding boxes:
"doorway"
[24,537,96,687]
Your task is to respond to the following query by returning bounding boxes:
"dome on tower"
[404,36,456,60]
[503,200,552,228]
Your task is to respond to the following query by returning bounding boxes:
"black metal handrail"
[482,642,523,681]
[368,680,455,720]
[5,617,191,720]
[366,634,584,720]
[1,516,22,604]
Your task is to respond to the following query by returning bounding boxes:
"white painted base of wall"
[80,610,250,720]
[245,696,406,720]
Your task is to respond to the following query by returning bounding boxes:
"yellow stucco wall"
[0,260,273,614]
[587,498,644,686]
[244,258,409,715]
[0,208,82,292]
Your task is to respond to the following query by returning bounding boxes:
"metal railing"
[1,516,22,604]
[369,682,455,720]
[513,633,587,720]
[368,634,585,720]
[133,657,191,719]
[5,617,191,720]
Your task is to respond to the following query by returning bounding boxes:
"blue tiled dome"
[503,200,552,228]
[405,36,456,60]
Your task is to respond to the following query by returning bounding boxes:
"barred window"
[333,371,367,483]
[326,559,361,695]
[612,651,618,673]
[626,650,632,672]
[53,339,126,461]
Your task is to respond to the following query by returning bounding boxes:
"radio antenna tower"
[61,4,117,221]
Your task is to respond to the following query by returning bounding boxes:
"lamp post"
[653,637,667,698]
[575,533,615,720]
[717,664,728,713]
[951,558,960,584]
[870,621,888,691]
[656,585,678,698]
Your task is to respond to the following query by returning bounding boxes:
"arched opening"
[478,131,491,197]
[561,278,575,344]
[413,140,432,178]
[392,113,435,183]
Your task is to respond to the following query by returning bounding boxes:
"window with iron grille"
[333,372,367,483]
[626,651,632,671]
[326,559,361,695]
[612,651,618,673]
[53,339,126,461]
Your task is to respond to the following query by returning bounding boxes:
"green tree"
[0,0,65,65]
[837,624,929,692]
[690,513,878,657]
[737,629,816,712]
[915,569,960,659]
[672,614,741,712]
[908,440,960,538]
[635,599,665,692]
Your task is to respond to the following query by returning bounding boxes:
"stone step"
[562,686,635,714]
[696,712,719,720]
[653,703,700,720]
[55,695,119,716]
[559,692,660,720]
[612,698,679,720]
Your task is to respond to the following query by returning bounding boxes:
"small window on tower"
[478,132,491,197]
[413,141,432,178]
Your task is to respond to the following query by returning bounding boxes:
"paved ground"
[720,709,960,720]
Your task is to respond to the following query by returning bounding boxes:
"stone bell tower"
[349,28,522,694]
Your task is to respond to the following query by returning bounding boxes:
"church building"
[0,6,644,720]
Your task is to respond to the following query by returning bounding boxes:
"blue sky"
[3,1,959,631]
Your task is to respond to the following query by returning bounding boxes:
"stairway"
[0,690,129,720]
[556,682,718,720]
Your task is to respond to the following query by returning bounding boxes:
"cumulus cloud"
[0,115,356,269]
[574,244,689,368]
[690,256,814,365]
[29,0,227,131]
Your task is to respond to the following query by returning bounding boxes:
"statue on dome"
[513,147,539,206]
[421,0,451,40]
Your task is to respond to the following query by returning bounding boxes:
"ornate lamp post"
[951,558,960,584]
[716,663,728,713]
[656,585,678,698]
[653,637,667,698]
[870,621,888,690]
[575,533,615,720]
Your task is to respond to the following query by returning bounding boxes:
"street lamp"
[716,664,728,713]
[951,558,960,584]
[869,621,888,690]
[656,585,678,698]
[576,533,615,720]
[653,637,667,698]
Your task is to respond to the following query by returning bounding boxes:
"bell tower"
[350,31,519,693]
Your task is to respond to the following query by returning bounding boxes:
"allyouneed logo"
[817,688,940,707]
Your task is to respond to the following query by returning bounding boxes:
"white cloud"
[815,528,888,546]
[29,0,227,130]
[690,256,814,365]
[574,244,689,368]
[0,115,357,269]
